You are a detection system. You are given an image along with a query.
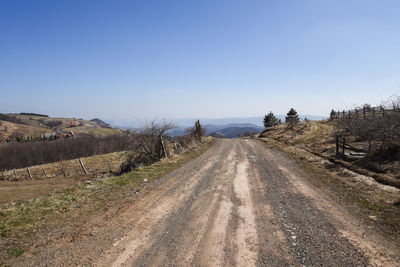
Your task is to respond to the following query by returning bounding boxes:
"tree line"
[0,134,135,170]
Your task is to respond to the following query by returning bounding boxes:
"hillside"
[259,120,400,188]
[0,113,122,141]
[90,118,112,128]
[208,125,263,138]
[0,120,50,140]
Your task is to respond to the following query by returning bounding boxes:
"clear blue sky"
[1,0,399,119]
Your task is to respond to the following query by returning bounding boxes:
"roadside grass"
[258,137,400,240]
[0,151,125,204]
[291,121,333,145]
[0,140,214,262]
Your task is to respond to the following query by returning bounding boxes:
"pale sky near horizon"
[1,0,400,120]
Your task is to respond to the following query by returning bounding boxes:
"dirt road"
[21,139,399,266]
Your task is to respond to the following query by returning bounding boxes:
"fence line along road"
[331,105,400,120]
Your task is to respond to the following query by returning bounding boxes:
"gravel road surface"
[19,139,399,266]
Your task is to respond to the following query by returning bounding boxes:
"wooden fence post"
[160,137,167,158]
[79,159,88,174]
[342,137,346,156]
[59,163,66,177]
[107,160,112,173]
[14,169,18,180]
[335,136,339,158]
[363,106,366,119]
[373,108,375,118]
[27,168,32,179]
[381,106,385,117]
[43,169,48,178]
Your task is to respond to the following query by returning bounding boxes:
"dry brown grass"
[0,120,50,140]
[0,114,122,141]
[0,151,125,203]
[259,120,400,186]
[257,138,400,241]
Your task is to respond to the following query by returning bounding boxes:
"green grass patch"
[6,247,25,257]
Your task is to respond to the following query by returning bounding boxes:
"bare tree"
[120,120,176,173]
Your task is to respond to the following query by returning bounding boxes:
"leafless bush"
[340,99,400,160]
[38,119,63,128]
[120,120,176,173]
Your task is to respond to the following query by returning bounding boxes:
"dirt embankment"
[259,120,400,188]
[7,139,399,266]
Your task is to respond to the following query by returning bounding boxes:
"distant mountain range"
[106,115,327,130]
[106,115,327,138]
[169,123,264,138]
[207,124,263,138]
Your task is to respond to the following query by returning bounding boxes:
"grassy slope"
[0,140,214,263]
[0,151,125,203]
[0,114,122,140]
[0,120,51,140]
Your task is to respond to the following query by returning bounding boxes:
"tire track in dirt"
[114,140,236,266]
[231,144,259,266]
[97,141,230,266]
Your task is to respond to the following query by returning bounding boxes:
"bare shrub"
[120,120,175,173]
[38,119,63,128]
[340,98,400,160]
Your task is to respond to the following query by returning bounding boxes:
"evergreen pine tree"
[330,109,337,119]
[194,120,204,141]
[285,108,299,126]
[263,111,279,128]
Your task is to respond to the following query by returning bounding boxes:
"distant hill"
[107,115,328,130]
[0,113,122,141]
[168,123,263,137]
[204,123,262,135]
[90,118,112,128]
[208,124,263,138]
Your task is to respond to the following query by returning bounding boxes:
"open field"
[0,120,50,140]
[0,151,125,203]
